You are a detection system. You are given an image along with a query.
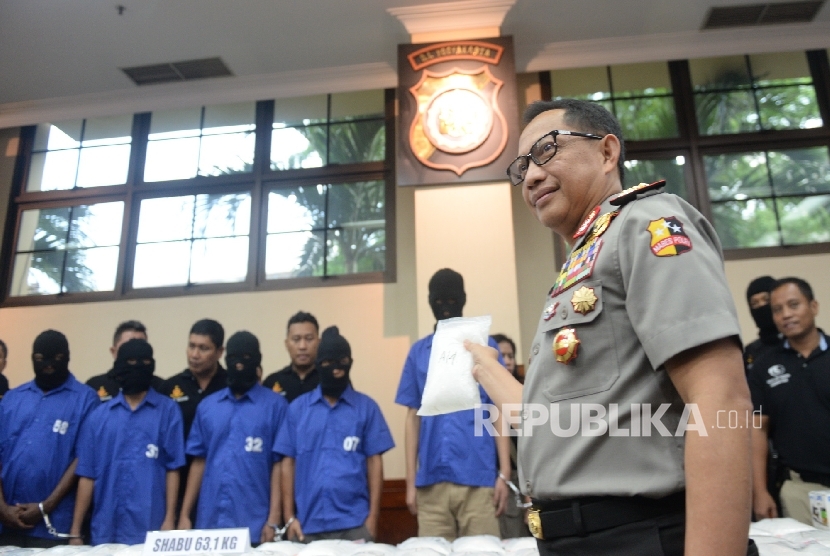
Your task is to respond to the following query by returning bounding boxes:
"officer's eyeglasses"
[506,129,604,186]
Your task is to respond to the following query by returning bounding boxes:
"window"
[144,102,256,182]
[550,62,678,140]
[10,202,124,295]
[4,90,394,305]
[624,156,689,200]
[690,52,822,135]
[133,193,252,288]
[271,91,385,170]
[704,147,830,248]
[543,49,830,257]
[265,180,386,279]
[26,115,133,192]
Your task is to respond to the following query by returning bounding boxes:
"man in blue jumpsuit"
[178,331,288,544]
[0,330,98,547]
[275,326,394,542]
[69,339,185,545]
[395,268,510,540]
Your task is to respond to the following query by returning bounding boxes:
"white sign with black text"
[143,528,250,556]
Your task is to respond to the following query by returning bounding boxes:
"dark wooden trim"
[377,479,417,545]
[723,241,830,261]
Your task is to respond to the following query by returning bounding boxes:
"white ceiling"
[1,0,830,127]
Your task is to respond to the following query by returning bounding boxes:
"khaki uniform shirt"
[520,185,740,500]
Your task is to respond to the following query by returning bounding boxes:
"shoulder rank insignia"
[647,216,692,257]
[609,179,666,206]
[572,206,600,240]
[553,328,580,364]
[571,286,598,315]
[587,210,619,240]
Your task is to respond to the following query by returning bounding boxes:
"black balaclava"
[428,268,466,322]
[316,326,352,399]
[226,331,261,396]
[112,339,155,395]
[746,276,778,344]
[32,330,70,391]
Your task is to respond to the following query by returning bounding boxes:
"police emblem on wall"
[397,37,519,186]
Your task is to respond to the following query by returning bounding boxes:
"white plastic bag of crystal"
[418,316,491,417]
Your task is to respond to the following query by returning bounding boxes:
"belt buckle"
[527,507,543,540]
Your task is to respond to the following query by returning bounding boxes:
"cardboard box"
[809,490,830,529]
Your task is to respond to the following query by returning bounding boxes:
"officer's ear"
[600,134,621,177]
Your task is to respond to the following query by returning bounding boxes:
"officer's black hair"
[112,320,147,346]
[772,277,814,302]
[286,311,319,334]
[0,339,6,359]
[190,319,225,349]
[491,334,515,355]
[523,98,626,182]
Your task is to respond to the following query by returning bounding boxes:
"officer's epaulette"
[609,179,666,206]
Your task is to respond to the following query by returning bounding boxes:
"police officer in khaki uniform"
[466,99,755,556]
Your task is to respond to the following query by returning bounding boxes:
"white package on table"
[451,535,503,554]
[255,542,305,556]
[397,537,450,555]
[418,316,491,417]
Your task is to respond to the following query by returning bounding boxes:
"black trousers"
[535,512,759,556]
[0,532,68,548]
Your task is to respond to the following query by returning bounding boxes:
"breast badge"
[553,328,580,364]
[543,301,559,321]
[570,286,598,315]
[647,216,692,257]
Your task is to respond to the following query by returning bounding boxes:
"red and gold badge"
[553,328,580,364]
[570,286,598,315]
[647,216,692,257]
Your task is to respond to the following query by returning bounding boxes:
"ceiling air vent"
[122,57,232,86]
[702,1,824,29]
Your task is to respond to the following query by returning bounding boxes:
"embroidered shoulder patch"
[647,216,692,257]
[610,179,666,206]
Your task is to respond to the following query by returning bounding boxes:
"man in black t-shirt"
[262,311,320,402]
[749,277,829,525]
[159,318,227,436]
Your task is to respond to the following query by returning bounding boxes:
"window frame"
[0,89,396,306]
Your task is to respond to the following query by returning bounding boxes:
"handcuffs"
[39,502,82,539]
[498,472,532,509]
[268,516,295,539]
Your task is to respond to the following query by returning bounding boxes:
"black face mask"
[319,358,352,399]
[751,305,779,344]
[32,330,70,391]
[226,331,261,396]
[428,269,466,322]
[113,339,155,395]
[316,326,353,399]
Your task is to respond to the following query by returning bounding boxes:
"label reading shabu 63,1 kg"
[144,528,250,556]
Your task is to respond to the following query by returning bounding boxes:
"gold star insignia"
[571,286,598,315]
